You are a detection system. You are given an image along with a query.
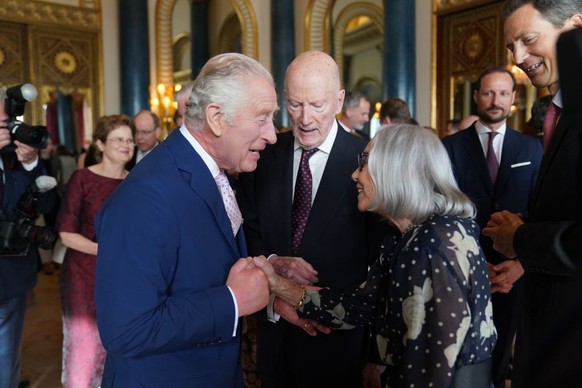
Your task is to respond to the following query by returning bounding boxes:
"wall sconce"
[150,83,178,138]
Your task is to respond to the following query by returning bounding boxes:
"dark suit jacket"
[511,27,582,388]
[0,157,54,299]
[95,129,247,387]
[237,126,387,386]
[442,125,542,265]
[442,125,542,386]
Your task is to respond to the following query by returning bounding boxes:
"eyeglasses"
[135,128,157,137]
[107,137,135,145]
[357,152,369,171]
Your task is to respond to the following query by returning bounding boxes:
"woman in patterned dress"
[254,124,497,388]
[56,115,135,387]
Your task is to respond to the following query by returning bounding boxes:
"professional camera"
[3,83,50,149]
[0,175,57,256]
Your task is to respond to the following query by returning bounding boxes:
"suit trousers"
[258,320,367,388]
[0,295,28,388]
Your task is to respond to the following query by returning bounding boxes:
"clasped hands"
[483,211,525,293]
[246,255,331,336]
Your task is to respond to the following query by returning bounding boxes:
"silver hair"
[175,80,195,101]
[0,84,6,101]
[367,124,476,223]
[185,53,274,129]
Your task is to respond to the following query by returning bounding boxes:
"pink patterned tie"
[486,131,499,185]
[215,171,243,235]
[291,148,318,254]
[543,102,561,151]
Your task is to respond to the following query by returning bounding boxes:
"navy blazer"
[442,125,543,264]
[95,129,246,387]
[0,158,54,299]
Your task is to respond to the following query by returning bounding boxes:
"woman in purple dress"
[57,115,135,387]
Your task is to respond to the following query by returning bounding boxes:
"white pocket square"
[511,161,531,168]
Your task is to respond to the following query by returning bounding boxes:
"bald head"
[284,51,345,149]
[285,51,341,93]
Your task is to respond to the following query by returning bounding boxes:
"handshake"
[226,254,331,336]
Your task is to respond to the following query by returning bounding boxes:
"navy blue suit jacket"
[95,129,247,387]
[0,157,54,299]
[442,125,542,264]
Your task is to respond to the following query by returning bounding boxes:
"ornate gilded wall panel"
[0,0,100,31]
[29,26,100,127]
[0,21,28,86]
[436,1,505,134]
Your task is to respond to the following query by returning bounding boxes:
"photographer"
[0,84,56,388]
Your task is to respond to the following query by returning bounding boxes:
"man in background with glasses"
[126,110,161,170]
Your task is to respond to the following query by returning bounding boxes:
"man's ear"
[206,102,224,137]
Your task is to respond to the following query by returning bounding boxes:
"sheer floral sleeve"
[299,214,496,387]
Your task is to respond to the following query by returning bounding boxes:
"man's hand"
[361,362,386,388]
[13,140,38,165]
[226,257,269,316]
[483,211,524,258]
[488,260,524,294]
[0,128,11,150]
[273,296,331,337]
[269,255,318,285]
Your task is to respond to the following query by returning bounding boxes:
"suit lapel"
[496,129,518,196]
[300,129,357,249]
[166,130,241,256]
[532,114,569,208]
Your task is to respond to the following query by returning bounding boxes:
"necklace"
[402,222,417,236]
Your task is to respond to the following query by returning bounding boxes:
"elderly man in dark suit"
[237,51,387,388]
[442,66,542,388]
[483,1,582,387]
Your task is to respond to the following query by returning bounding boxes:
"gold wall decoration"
[231,0,258,59]
[434,0,498,14]
[0,0,100,31]
[435,1,505,134]
[305,0,335,53]
[218,12,242,54]
[333,3,383,88]
[29,26,100,127]
[0,21,28,86]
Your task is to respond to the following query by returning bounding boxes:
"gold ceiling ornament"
[55,51,77,75]
[0,48,4,67]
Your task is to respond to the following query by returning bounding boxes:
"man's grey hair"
[185,53,274,129]
[175,80,195,102]
[0,84,6,101]
[342,91,367,114]
[502,0,582,28]
[367,124,476,223]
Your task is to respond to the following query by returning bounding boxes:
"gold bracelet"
[292,285,306,309]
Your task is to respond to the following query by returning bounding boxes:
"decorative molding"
[305,0,334,53]
[334,3,383,88]
[0,0,100,31]
[231,0,257,59]
[434,0,499,14]
[155,0,176,87]
[218,12,242,54]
